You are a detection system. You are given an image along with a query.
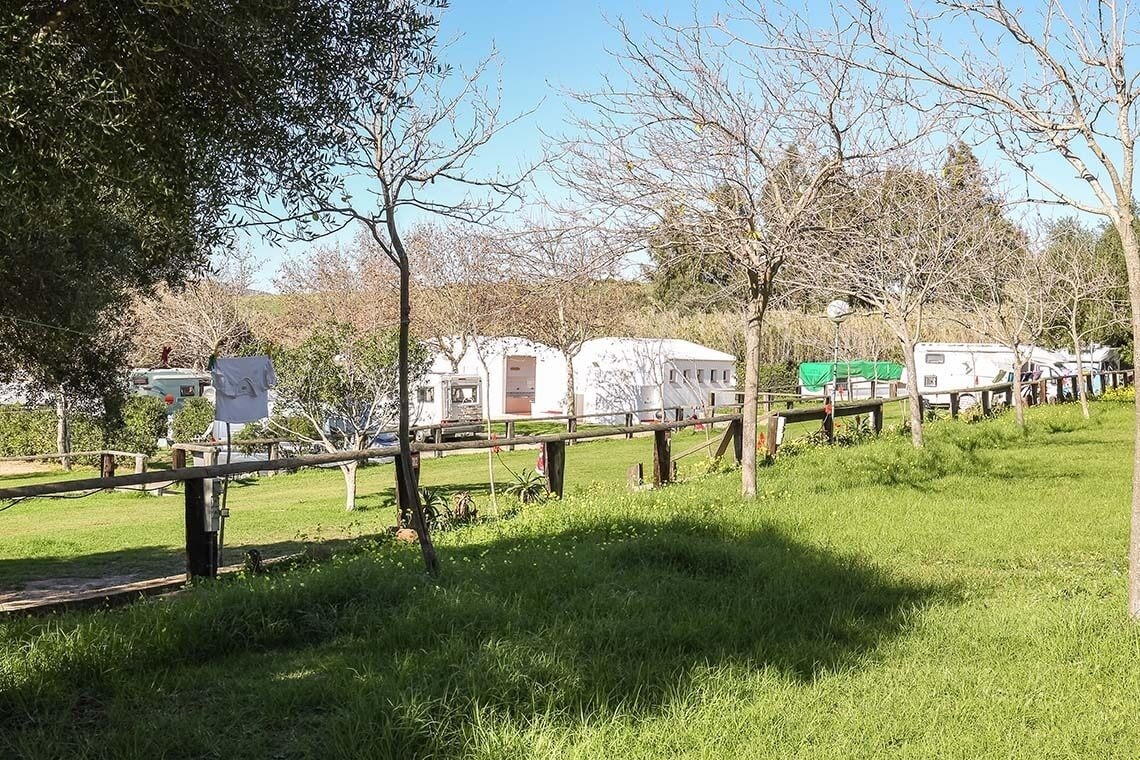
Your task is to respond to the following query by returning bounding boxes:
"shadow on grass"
[0,515,953,757]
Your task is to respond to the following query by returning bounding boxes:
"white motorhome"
[128,367,211,412]
[905,342,1071,407]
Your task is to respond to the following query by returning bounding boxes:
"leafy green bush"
[172,397,215,442]
[0,405,105,457]
[112,395,168,455]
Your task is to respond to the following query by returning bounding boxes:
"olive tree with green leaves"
[1,1,436,402]
[268,323,429,511]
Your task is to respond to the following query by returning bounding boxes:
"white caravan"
[906,342,1072,407]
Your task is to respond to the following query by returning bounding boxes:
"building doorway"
[504,355,536,414]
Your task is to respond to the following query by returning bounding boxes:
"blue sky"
[244,1,698,288]
[242,1,1114,289]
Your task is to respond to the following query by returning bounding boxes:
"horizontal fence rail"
[1,368,1133,596]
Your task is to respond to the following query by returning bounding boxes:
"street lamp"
[825,299,851,441]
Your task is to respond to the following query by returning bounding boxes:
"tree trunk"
[1071,327,1090,419]
[398,255,440,576]
[341,461,358,511]
[1011,350,1026,428]
[900,337,924,447]
[1117,215,1140,621]
[741,299,762,497]
[564,352,577,417]
[55,386,71,471]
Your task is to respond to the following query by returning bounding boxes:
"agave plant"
[502,468,548,504]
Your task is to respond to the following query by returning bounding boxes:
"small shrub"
[503,468,548,503]
[693,455,736,476]
[777,430,828,457]
[1101,384,1135,403]
[835,416,875,447]
[172,397,215,442]
[112,395,168,455]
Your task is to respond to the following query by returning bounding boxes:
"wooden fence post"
[567,416,577,446]
[134,454,146,475]
[1086,373,1095,397]
[762,393,773,413]
[949,392,960,420]
[184,477,218,580]
[981,390,992,417]
[1027,382,1039,406]
[506,420,516,451]
[869,380,877,399]
[100,452,116,479]
[625,412,634,439]
[732,418,743,464]
[673,407,683,422]
[823,397,835,443]
[433,427,443,458]
[394,452,421,528]
[1070,375,1080,400]
[172,447,186,470]
[544,440,566,498]
[627,463,643,490]
[766,414,779,457]
[652,430,671,486]
[871,403,884,435]
[1038,378,1048,404]
[1004,386,1013,407]
[889,382,898,399]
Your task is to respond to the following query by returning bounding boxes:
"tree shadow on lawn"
[0,516,956,757]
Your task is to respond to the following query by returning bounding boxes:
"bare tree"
[130,254,256,370]
[812,158,1002,446]
[273,236,400,343]
[504,222,626,417]
[1041,219,1129,418]
[247,30,532,574]
[846,0,1140,615]
[559,7,913,496]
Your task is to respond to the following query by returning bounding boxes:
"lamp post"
[825,299,852,442]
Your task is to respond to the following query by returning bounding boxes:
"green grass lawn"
[3,402,1140,758]
[0,429,727,588]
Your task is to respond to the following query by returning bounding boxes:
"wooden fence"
[0,369,1133,585]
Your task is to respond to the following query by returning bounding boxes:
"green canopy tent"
[798,361,903,394]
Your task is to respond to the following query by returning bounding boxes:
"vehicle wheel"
[958,394,977,411]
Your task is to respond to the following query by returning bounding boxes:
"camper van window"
[130,374,148,386]
[925,353,946,364]
[417,386,435,403]
[669,369,677,384]
[923,375,938,388]
[451,386,478,403]
[179,385,196,397]
[697,369,705,383]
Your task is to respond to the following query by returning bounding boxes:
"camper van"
[128,367,211,412]
[412,373,485,433]
[905,343,1071,407]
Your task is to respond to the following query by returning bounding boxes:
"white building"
[574,338,737,423]
[413,335,737,426]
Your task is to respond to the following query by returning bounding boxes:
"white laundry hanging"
[210,356,276,423]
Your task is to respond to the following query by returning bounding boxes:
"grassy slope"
[0,431,723,587]
[2,403,1139,758]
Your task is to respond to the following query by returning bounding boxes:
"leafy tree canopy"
[1,0,438,400]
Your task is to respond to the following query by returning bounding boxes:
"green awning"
[798,361,903,392]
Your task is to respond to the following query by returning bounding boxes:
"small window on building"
[697,369,705,383]
[179,385,196,397]
[923,375,938,388]
[669,369,677,383]
[682,369,692,381]
[722,369,730,383]
[925,353,946,365]
[417,386,435,403]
